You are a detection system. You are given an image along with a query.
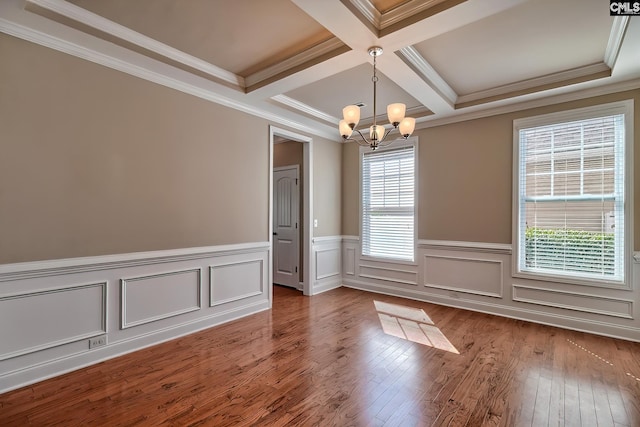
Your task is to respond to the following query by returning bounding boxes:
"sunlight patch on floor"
[374,301,459,354]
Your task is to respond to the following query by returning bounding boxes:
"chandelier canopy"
[339,47,416,150]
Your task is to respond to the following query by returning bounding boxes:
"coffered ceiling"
[1,0,639,140]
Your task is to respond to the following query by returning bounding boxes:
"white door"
[273,166,300,288]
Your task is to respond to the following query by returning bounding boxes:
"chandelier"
[339,46,416,150]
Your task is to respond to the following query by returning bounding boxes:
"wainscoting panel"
[512,285,633,319]
[344,248,356,276]
[121,269,201,329]
[315,248,340,280]
[210,259,264,307]
[0,242,270,394]
[359,264,418,286]
[312,236,343,294]
[424,255,503,298]
[343,241,640,343]
[0,282,106,361]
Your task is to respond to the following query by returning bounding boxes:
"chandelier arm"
[352,128,371,145]
[378,127,395,144]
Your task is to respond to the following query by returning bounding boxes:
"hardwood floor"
[1,285,639,426]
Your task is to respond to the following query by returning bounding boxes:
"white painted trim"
[25,0,244,87]
[359,264,418,286]
[349,0,381,29]
[414,78,640,130]
[457,63,611,106]
[1,300,270,394]
[209,260,264,307]
[512,99,634,291]
[342,278,640,343]
[271,95,339,125]
[605,16,630,69]
[423,254,504,298]
[344,247,356,276]
[0,16,337,141]
[0,242,270,281]
[512,284,633,319]
[312,278,343,295]
[349,0,447,31]
[359,137,419,263]
[342,235,360,242]
[0,282,107,361]
[379,0,447,30]
[269,126,314,296]
[418,239,512,254]
[245,38,345,88]
[397,46,457,105]
[314,247,341,280]
[120,268,202,329]
[312,235,343,244]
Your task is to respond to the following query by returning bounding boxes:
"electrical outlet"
[89,335,107,349]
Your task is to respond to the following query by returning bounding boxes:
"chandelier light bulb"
[387,103,406,126]
[342,105,360,128]
[399,117,416,138]
[339,120,353,139]
[370,124,385,141]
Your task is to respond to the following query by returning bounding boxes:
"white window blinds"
[362,145,415,261]
[516,111,626,282]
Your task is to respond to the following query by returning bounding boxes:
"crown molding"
[347,0,381,29]
[271,95,339,125]
[348,0,454,31]
[0,15,337,141]
[456,63,611,107]
[397,46,458,104]
[244,37,347,90]
[605,16,630,69]
[415,78,640,130]
[379,0,453,30]
[25,0,244,88]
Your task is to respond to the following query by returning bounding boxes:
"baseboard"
[342,278,640,343]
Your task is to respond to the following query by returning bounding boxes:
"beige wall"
[342,89,640,249]
[313,137,342,237]
[0,34,270,264]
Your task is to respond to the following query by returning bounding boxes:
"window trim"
[359,137,418,265]
[512,100,634,289]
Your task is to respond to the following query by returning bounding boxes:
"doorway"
[272,165,300,289]
[269,126,313,298]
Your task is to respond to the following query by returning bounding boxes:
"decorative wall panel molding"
[312,236,343,294]
[423,254,503,298]
[210,259,264,307]
[121,268,202,329]
[343,240,640,343]
[0,242,270,394]
[512,285,634,319]
[315,248,341,280]
[344,247,356,276]
[418,240,512,255]
[359,264,418,286]
[0,282,106,361]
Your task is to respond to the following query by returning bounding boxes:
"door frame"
[269,126,313,299]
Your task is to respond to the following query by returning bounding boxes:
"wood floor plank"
[1,285,639,426]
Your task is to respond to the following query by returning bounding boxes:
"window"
[514,101,632,285]
[361,141,416,262]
